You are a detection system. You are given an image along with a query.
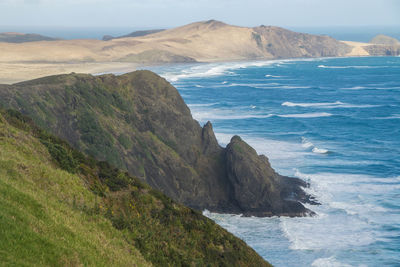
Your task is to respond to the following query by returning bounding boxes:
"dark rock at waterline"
[224,135,317,217]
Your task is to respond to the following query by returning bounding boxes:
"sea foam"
[278,112,332,118]
[282,101,378,109]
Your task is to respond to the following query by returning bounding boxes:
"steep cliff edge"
[0,70,316,216]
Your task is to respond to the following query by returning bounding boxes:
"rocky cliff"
[0,70,316,217]
[252,25,350,58]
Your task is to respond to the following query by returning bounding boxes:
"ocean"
[149,57,400,267]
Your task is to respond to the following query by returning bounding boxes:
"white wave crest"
[161,58,327,82]
[191,110,274,121]
[279,171,400,251]
[187,103,218,108]
[341,86,367,90]
[278,112,332,118]
[318,65,383,69]
[191,110,332,121]
[312,147,329,154]
[282,101,379,109]
[265,74,283,78]
[301,139,314,149]
[301,137,329,154]
[311,257,354,267]
[374,114,400,120]
[282,101,343,107]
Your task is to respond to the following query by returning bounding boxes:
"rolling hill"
[0,32,58,43]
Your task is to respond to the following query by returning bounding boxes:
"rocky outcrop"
[364,44,400,56]
[0,70,316,217]
[225,136,316,216]
[253,26,351,58]
[370,34,400,45]
[103,29,165,41]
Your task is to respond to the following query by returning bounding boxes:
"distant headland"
[0,20,399,84]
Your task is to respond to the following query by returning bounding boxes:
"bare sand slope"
[0,62,138,84]
[341,41,370,56]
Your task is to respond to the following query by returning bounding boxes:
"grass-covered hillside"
[0,109,270,266]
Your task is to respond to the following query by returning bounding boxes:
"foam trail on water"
[278,112,332,118]
[187,103,218,107]
[192,110,332,121]
[301,137,314,148]
[282,101,378,108]
[279,171,400,254]
[191,110,274,121]
[311,257,354,267]
[282,101,344,107]
[301,137,329,154]
[318,65,384,69]
[312,147,329,154]
[161,58,326,82]
[341,86,368,90]
[265,74,284,78]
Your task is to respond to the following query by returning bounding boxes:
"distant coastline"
[2,25,400,42]
[0,20,399,84]
[0,55,395,85]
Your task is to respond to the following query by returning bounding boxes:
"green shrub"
[41,140,78,173]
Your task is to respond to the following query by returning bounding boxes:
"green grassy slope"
[0,109,270,266]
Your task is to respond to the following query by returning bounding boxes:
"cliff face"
[364,44,400,56]
[0,70,315,216]
[252,26,351,58]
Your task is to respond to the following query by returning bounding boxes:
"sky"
[0,0,399,28]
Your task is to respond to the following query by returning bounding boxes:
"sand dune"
[341,41,370,56]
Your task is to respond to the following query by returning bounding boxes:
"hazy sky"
[0,0,399,28]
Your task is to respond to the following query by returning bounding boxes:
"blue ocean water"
[150,57,400,267]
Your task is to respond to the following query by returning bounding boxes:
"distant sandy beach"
[0,62,138,84]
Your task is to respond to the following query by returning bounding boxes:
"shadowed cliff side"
[0,70,317,216]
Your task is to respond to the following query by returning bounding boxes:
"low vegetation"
[0,109,270,266]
